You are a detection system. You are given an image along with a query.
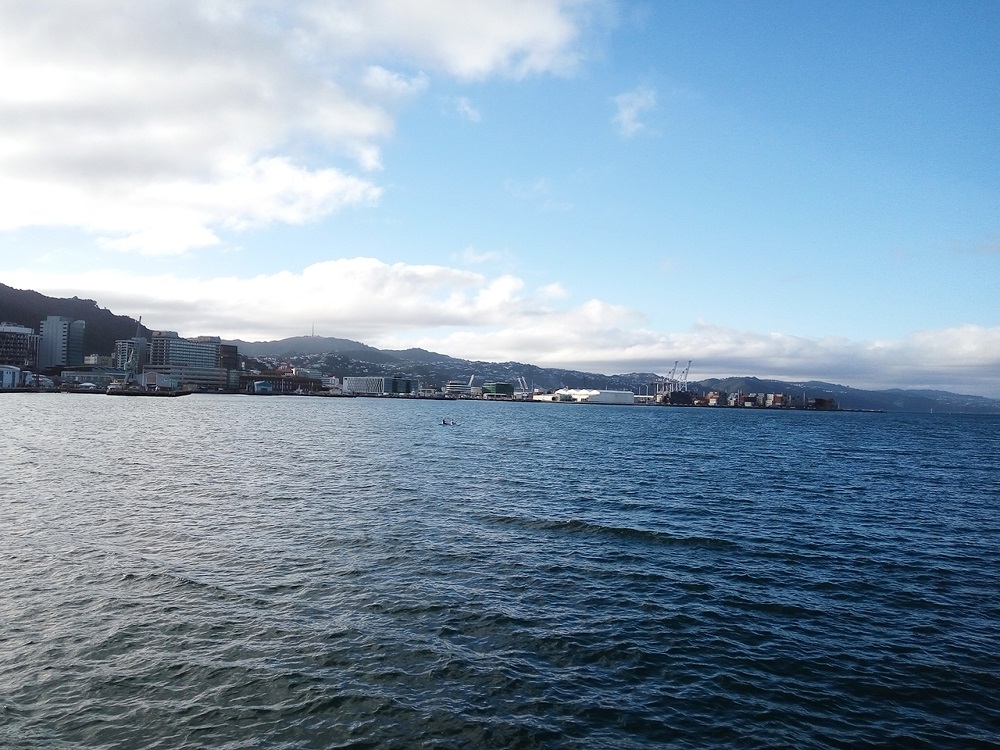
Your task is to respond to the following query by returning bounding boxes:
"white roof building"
[533,388,635,405]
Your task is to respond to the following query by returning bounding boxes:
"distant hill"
[0,283,150,356]
[5,283,1000,413]
[225,335,375,357]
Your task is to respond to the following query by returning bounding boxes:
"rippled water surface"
[2,393,998,748]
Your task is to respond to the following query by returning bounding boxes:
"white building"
[533,388,635,405]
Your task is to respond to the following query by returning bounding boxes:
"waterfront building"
[238,373,323,393]
[444,379,473,397]
[60,366,128,389]
[342,376,415,395]
[0,365,21,388]
[482,382,515,399]
[149,332,219,368]
[533,388,635,405]
[0,323,39,368]
[38,316,85,371]
[144,331,238,391]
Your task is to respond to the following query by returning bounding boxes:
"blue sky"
[2,1,998,395]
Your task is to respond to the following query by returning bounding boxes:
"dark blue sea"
[1,393,998,748]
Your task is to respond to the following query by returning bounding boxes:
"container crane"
[659,361,678,396]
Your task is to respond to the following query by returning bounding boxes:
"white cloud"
[455,97,483,122]
[612,85,657,137]
[0,157,382,256]
[458,246,510,265]
[0,1,599,254]
[8,259,1000,397]
[538,282,570,299]
[363,66,430,99]
[299,0,591,80]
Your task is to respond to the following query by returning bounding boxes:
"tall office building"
[38,316,85,371]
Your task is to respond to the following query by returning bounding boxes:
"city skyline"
[2,2,998,396]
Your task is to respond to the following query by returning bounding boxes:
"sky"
[2,1,999,396]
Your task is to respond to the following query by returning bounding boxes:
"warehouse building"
[533,388,635,405]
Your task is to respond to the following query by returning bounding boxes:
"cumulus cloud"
[1,157,382,256]
[7,259,1000,397]
[612,85,657,137]
[0,1,598,254]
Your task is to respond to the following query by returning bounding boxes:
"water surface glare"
[2,394,998,748]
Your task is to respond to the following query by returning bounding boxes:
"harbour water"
[1,393,998,748]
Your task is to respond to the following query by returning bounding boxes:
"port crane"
[121,316,142,389]
[654,359,693,398]
[680,360,691,392]
[656,361,679,396]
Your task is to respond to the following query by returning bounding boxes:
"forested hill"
[0,283,150,357]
